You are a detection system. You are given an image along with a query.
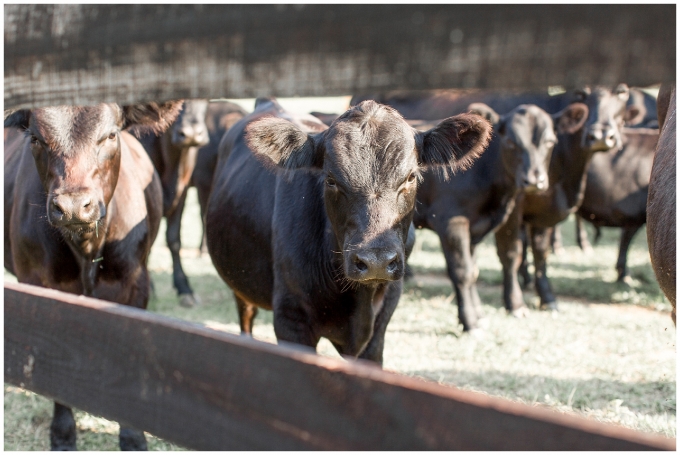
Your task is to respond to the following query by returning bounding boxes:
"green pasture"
[5,188,675,450]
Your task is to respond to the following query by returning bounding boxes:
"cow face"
[573,84,641,152]
[246,100,491,285]
[170,100,209,148]
[4,102,182,240]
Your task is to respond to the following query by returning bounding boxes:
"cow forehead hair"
[324,101,417,185]
[328,101,415,151]
[30,104,122,155]
[506,105,555,145]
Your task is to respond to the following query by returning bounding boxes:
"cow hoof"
[467,327,486,339]
[51,445,77,451]
[540,302,558,312]
[617,275,632,285]
[510,307,530,318]
[179,293,201,308]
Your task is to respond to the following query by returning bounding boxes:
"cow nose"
[603,129,617,148]
[586,129,603,143]
[536,173,547,190]
[50,198,67,222]
[349,250,401,281]
[76,196,98,222]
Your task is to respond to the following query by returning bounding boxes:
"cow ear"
[416,113,492,174]
[245,116,324,169]
[624,105,645,126]
[122,101,184,135]
[4,109,31,129]
[614,83,630,102]
[553,103,588,135]
[467,103,500,126]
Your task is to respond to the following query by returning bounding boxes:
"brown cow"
[135,100,210,307]
[647,83,676,323]
[4,101,181,450]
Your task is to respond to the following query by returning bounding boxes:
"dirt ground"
[4,97,676,449]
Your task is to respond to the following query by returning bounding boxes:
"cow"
[498,85,640,312]
[647,82,676,323]
[573,127,658,282]
[546,85,653,281]
[4,101,182,450]
[135,100,210,307]
[412,102,587,331]
[191,101,248,255]
[205,98,491,364]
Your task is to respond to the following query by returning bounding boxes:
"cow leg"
[50,402,76,450]
[575,215,593,253]
[273,296,319,350]
[196,180,211,256]
[518,224,532,290]
[235,294,258,336]
[531,226,557,311]
[358,281,402,366]
[439,217,480,332]
[119,427,147,451]
[469,245,487,328]
[551,224,565,254]
[495,204,528,317]
[616,225,642,283]
[166,189,198,308]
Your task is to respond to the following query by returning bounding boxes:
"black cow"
[191,101,248,255]
[4,101,181,450]
[647,82,676,323]
[412,102,586,330]
[136,100,210,307]
[574,127,658,282]
[495,97,600,312]
[206,98,491,364]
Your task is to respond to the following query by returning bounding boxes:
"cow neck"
[551,134,599,210]
[160,134,196,216]
[63,212,109,297]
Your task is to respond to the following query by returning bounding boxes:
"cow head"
[468,102,588,193]
[572,84,642,152]
[4,102,182,239]
[246,100,491,284]
[170,99,209,148]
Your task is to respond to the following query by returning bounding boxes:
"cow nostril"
[52,201,64,215]
[354,257,368,272]
[587,133,597,142]
[387,259,399,273]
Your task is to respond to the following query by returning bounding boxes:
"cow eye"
[407,172,417,183]
[325,177,336,188]
[108,132,117,141]
[29,135,40,146]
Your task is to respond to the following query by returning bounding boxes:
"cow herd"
[3,83,676,450]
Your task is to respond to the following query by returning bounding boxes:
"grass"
[5,187,676,450]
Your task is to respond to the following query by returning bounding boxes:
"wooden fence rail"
[4,4,676,110]
[4,282,675,450]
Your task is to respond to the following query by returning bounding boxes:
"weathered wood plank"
[4,4,675,109]
[4,282,675,450]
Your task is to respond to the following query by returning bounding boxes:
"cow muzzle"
[345,245,404,283]
[172,125,209,147]
[584,126,617,151]
[521,170,548,193]
[48,192,104,231]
